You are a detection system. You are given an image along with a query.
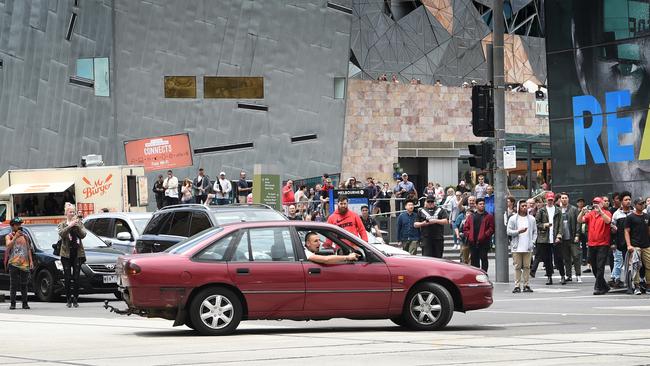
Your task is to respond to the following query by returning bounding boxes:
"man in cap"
[415,195,449,258]
[578,197,613,295]
[213,172,232,205]
[394,173,415,211]
[624,197,650,295]
[533,192,565,285]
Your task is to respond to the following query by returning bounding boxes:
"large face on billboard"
[546,0,650,198]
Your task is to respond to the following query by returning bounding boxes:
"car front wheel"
[35,269,56,302]
[188,287,242,336]
[403,282,454,331]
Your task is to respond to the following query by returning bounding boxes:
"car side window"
[114,219,131,237]
[92,219,112,237]
[231,228,296,262]
[195,233,238,262]
[167,211,191,236]
[296,228,366,261]
[144,212,173,235]
[83,219,95,232]
[189,212,211,236]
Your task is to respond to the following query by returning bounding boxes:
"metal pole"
[527,143,533,197]
[493,0,508,283]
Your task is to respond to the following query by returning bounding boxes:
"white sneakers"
[576,276,582,283]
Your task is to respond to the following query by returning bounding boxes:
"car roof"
[154,203,276,214]
[220,220,343,230]
[83,212,153,220]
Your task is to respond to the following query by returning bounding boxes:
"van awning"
[1,182,74,195]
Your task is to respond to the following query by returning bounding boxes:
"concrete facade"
[341,79,548,185]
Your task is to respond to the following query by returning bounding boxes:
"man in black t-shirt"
[360,205,380,235]
[624,197,650,295]
[415,196,449,258]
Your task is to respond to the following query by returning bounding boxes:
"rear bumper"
[459,283,493,311]
[120,286,187,308]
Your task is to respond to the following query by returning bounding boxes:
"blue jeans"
[611,249,623,280]
[216,198,229,205]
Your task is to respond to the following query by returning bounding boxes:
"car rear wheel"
[189,287,242,336]
[402,282,453,331]
[35,269,56,302]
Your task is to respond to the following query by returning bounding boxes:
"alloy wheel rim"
[199,295,234,329]
[409,291,441,325]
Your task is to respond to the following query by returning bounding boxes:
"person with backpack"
[4,217,34,310]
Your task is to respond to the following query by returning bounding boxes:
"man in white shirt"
[507,200,537,293]
[213,172,232,205]
[474,174,488,199]
[303,231,359,264]
[162,170,179,207]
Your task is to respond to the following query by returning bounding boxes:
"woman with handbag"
[57,203,87,308]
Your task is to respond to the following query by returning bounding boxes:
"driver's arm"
[307,252,359,264]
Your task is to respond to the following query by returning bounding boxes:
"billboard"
[124,133,193,172]
[546,0,650,199]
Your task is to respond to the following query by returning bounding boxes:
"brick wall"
[341,79,548,183]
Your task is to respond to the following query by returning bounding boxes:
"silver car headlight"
[55,260,64,272]
[475,274,489,283]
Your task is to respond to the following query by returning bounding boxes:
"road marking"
[526,288,579,293]
[484,322,562,327]
[480,310,650,317]
[496,294,635,302]
[593,305,650,311]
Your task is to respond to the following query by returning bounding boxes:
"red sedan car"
[114,221,493,335]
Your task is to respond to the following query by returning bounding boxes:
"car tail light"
[125,261,141,275]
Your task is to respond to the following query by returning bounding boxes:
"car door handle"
[236,268,250,275]
[308,268,321,274]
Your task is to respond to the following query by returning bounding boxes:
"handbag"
[52,239,62,256]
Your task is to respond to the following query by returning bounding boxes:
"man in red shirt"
[578,197,613,295]
[327,195,368,243]
[282,180,295,214]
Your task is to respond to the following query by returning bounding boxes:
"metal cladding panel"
[0,0,350,187]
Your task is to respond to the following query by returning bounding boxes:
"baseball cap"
[545,192,555,200]
[9,217,23,226]
[401,173,408,177]
[219,171,226,176]
[633,197,645,205]
[425,195,436,202]
[592,197,603,204]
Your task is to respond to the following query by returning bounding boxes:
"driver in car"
[303,232,360,264]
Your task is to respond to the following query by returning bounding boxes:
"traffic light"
[468,141,493,170]
[471,85,494,137]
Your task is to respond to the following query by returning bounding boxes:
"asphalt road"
[1,260,649,365]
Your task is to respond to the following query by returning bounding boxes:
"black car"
[135,204,286,253]
[0,224,124,301]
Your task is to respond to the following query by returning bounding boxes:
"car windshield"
[28,226,109,250]
[212,209,286,225]
[166,227,223,254]
[132,218,149,235]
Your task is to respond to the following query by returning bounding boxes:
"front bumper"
[458,283,494,311]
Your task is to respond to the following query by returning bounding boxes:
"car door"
[227,227,305,316]
[297,227,392,316]
[0,228,11,289]
[88,218,114,243]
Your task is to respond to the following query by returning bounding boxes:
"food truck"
[0,165,148,224]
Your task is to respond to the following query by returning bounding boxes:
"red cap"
[592,197,602,204]
[545,192,555,200]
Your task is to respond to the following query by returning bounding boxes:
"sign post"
[503,146,517,170]
[252,164,281,211]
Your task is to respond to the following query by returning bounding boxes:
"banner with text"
[124,133,193,172]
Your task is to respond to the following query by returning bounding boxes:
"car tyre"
[35,269,56,302]
[189,287,242,336]
[402,282,453,331]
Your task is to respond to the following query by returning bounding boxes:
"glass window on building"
[74,57,110,97]
[334,77,346,99]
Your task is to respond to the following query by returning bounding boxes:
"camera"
[586,205,594,210]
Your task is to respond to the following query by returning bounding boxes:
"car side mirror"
[116,232,132,241]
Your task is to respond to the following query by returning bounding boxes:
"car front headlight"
[475,274,489,283]
[55,260,64,272]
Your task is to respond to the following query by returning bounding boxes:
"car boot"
[546,276,553,285]
[561,276,566,285]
